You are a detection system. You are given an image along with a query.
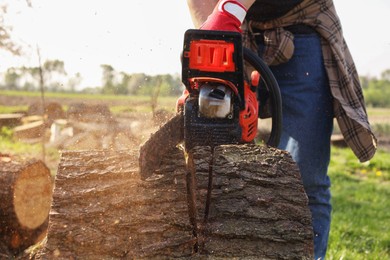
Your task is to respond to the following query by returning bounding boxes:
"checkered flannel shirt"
[243,0,377,162]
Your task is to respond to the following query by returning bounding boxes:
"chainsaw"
[139,29,282,179]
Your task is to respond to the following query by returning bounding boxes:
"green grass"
[0,127,60,174]
[327,147,390,259]
[0,89,139,100]
[0,90,177,114]
[0,105,28,114]
[0,89,177,103]
[367,107,390,117]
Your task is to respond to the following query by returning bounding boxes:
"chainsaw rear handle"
[243,47,282,148]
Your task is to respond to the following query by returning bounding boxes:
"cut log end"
[0,159,53,253]
[13,161,53,229]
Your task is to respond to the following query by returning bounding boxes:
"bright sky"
[1,0,390,88]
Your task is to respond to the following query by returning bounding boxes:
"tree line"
[361,70,390,108]
[1,59,390,108]
[99,64,182,96]
[0,60,184,97]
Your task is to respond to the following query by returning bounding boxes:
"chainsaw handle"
[243,47,282,148]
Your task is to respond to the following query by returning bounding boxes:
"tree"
[21,66,40,90]
[1,60,69,91]
[0,4,21,55]
[67,72,82,92]
[381,69,390,82]
[363,71,390,108]
[0,0,32,55]
[116,72,130,95]
[3,68,21,89]
[42,59,67,91]
[127,73,147,95]
[100,64,116,94]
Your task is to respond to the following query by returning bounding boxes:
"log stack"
[0,158,53,254]
[37,144,313,259]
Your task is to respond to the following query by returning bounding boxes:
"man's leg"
[269,33,334,259]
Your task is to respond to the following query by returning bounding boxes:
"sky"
[1,0,390,89]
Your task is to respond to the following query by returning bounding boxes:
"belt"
[252,24,317,35]
[284,24,316,34]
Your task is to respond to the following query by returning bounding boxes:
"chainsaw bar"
[139,113,184,180]
[184,146,215,254]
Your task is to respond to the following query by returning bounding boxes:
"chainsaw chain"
[139,113,184,180]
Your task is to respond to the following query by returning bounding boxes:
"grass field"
[0,90,178,113]
[327,147,390,259]
[1,90,390,258]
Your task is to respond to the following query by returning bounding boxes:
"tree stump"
[38,144,313,259]
[0,159,53,254]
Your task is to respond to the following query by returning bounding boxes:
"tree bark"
[38,144,313,259]
[189,144,314,259]
[38,149,193,259]
[0,159,53,254]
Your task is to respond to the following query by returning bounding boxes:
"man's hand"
[200,0,248,32]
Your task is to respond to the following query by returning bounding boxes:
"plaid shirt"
[243,0,377,162]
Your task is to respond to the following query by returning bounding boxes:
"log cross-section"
[0,159,53,253]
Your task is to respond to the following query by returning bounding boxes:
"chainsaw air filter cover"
[199,84,233,118]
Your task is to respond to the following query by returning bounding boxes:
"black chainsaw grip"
[243,47,282,148]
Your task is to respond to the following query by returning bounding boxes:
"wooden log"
[21,115,44,125]
[27,102,65,124]
[189,144,314,259]
[0,114,24,128]
[36,144,313,259]
[0,159,53,254]
[13,120,45,140]
[38,149,193,259]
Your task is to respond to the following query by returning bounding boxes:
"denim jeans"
[260,33,334,259]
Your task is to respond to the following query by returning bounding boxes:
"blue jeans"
[260,33,334,259]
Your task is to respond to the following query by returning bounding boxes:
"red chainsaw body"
[181,30,259,149]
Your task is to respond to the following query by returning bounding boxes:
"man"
[185,0,377,259]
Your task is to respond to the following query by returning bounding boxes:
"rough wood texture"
[0,159,53,253]
[38,149,193,259]
[190,144,314,259]
[38,144,313,259]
